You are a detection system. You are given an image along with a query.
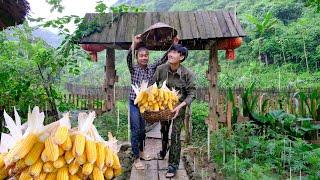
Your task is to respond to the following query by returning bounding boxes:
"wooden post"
[105,48,117,111]
[206,42,219,131]
[184,105,192,144]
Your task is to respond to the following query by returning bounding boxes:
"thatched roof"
[79,10,246,50]
[0,0,30,29]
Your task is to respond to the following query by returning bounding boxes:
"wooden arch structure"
[79,10,246,130]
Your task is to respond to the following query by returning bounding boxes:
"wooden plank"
[143,12,152,33]
[178,11,193,39]
[98,13,112,42]
[151,11,160,25]
[228,11,246,36]
[125,12,138,42]
[136,12,146,34]
[187,12,200,39]
[158,159,184,170]
[223,11,238,37]
[159,12,171,26]
[159,169,189,180]
[115,13,128,42]
[130,168,158,180]
[207,11,223,38]
[201,11,216,38]
[194,11,207,39]
[107,13,120,43]
[215,11,231,37]
[171,12,182,38]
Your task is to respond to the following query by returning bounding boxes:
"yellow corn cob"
[34,172,47,180]
[92,166,104,180]
[72,134,86,157]
[112,153,121,169]
[57,167,69,180]
[82,163,93,175]
[70,174,81,180]
[41,150,48,162]
[54,126,69,145]
[12,134,38,161]
[76,170,86,179]
[59,146,65,156]
[68,161,80,175]
[104,167,113,180]
[29,160,43,177]
[75,151,86,165]
[96,143,105,169]
[61,136,72,151]
[19,169,32,180]
[13,158,27,173]
[64,150,74,164]
[104,147,113,167]
[43,161,54,173]
[53,156,66,169]
[0,167,8,180]
[0,154,4,168]
[24,142,44,166]
[44,137,59,161]
[85,140,97,163]
[113,167,122,177]
[46,172,57,180]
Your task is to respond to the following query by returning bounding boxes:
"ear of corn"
[95,143,105,169]
[46,172,57,180]
[85,140,97,164]
[104,167,113,180]
[57,167,69,180]
[104,147,113,167]
[113,167,122,177]
[44,137,59,161]
[0,167,8,180]
[40,150,48,162]
[54,126,69,145]
[68,161,80,175]
[24,142,44,166]
[112,152,121,170]
[0,154,4,168]
[92,166,104,180]
[53,156,66,169]
[75,151,86,165]
[73,134,86,157]
[34,172,47,180]
[82,163,93,175]
[61,136,72,151]
[70,174,81,180]
[19,169,32,180]
[64,150,74,164]
[43,162,54,173]
[13,158,27,173]
[29,160,43,177]
[59,146,65,156]
[13,134,38,161]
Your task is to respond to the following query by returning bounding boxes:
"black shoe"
[157,150,166,160]
[165,165,177,178]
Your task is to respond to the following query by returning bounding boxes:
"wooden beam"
[104,48,116,111]
[206,42,219,131]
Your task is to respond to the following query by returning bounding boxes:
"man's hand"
[173,35,180,45]
[171,101,186,119]
[131,34,142,49]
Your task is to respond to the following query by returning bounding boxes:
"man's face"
[137,50,149,66]
[168,50,184,64]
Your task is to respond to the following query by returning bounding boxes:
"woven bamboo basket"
[142,109,174,123]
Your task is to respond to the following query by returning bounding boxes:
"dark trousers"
[160,108,185,169]
[129,100,146,159]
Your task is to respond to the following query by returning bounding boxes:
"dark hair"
[135,47,149,58]
[170,44,188,62]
